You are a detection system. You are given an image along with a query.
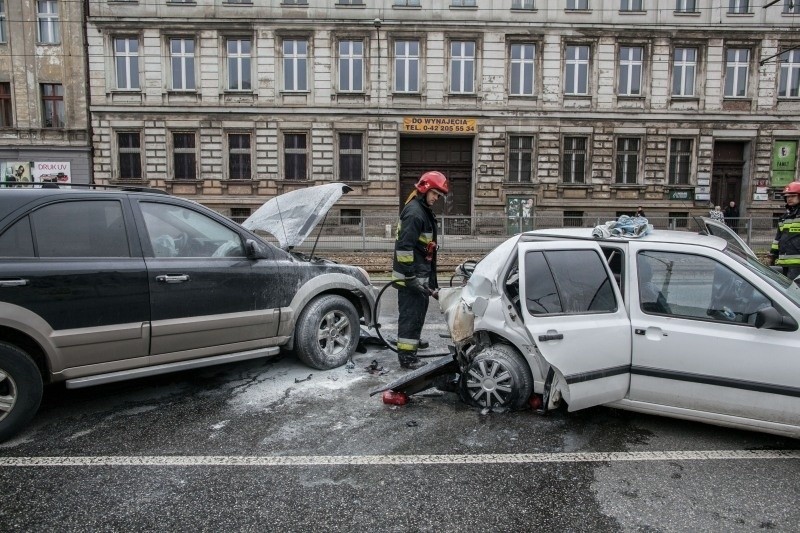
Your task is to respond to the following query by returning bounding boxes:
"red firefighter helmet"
[415,171,449,195]
[783,181,800,195]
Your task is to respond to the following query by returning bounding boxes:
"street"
[0,287,798,532]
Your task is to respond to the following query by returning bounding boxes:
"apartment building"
[85,0,800,226]
[0,0,90,186]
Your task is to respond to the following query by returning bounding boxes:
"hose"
[368,280,402,354]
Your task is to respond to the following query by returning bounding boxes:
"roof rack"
[0,182,169,195]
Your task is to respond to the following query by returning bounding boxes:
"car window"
[140,202,245,258]
[31,201,130,258]
[0,216,35,257]
[638,251,771,326]
[726,247,800,310]
[524,249,617,315]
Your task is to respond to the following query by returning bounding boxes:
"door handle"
[0,279,29,287]
[538,332,564,341]
[155,274,189,283]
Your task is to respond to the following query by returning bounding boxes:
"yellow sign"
[403,117,477,134]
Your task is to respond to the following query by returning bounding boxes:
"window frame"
[562,136,588,184]
[338,39,365,93]
[509,42,536,97]
[675,0,698,13]
[282,131,308,180]
[37,0,60,44]
[672,46,698,97]
[778,48,800,98]
[507,134,535,183]
[171,131,198,180]
[227,132,252,181]
[449,40,476,94]
[566,0,589,10]
[393,39,420,93]
[620,0,643,11]
[0,0,7,44]
[116,131,143,181]
[728,0,750,14]
[512,0,535,9]
[614,137,641,185]
[724,47,750,98]
[114,36,140,91]
[283,38,309,92]
[226,37,252,92]
[337,131,364,182]
[170,37,196,92]
[40,83,64,129]
[0,82,12,128]
[668,138,694,185]
[784,0,800,14]
[564,44,590,96]
[617,45,644,96]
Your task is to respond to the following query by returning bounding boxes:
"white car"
[382,219,800,439]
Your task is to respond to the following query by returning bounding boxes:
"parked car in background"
[386,219,800,439]
[0,183,375,442]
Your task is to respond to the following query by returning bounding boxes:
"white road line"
[1,450,798,467]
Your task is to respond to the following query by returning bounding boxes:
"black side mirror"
[245,239,269,260]
[755,306,798,331]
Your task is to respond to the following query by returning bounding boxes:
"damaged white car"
[379,219,800,439]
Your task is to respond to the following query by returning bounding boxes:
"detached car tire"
[460,343,533,410]
[295,295,360,370]
[0,343,43,443]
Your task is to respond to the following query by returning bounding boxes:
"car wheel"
[460,343,533,410]
[0,342,43,443]
[294,295,360,370]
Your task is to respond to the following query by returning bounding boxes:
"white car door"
[517,241,632,411]
[628,242,800,432]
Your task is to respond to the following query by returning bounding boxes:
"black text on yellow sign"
[403,117,477,134]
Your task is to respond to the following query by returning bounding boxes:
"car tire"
[294,295,360,370]
[460,343,533,410]
[0,342,43,443]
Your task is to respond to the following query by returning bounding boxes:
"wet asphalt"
[0,287,798,532]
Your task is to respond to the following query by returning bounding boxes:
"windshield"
[725,246,800,309]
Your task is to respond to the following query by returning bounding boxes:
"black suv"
[0,184,375,442]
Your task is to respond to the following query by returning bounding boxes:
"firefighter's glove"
[405,276,428,294]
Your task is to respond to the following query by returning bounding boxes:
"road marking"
[1,450,798,467]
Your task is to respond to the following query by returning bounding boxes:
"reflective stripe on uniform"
[397,338,418,351]
[396,250,414,263]
[418,232,433,244]
[777,254,800,266]
[391,270,407,282]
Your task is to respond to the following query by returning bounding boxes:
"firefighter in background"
[391,171,448,370]
[768,181,800,285]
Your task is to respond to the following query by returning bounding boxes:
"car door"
[132,198,282,362]
[0,197,150,371]
[517,241,632,411]
[628,242,800,429]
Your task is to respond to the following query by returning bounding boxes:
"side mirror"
[245,239,269,260]
[755,306,798,331]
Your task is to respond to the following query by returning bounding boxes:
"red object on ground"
[382,390,409,406]
[528,394,543,410]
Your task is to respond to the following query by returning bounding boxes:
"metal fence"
[244,215,779,254]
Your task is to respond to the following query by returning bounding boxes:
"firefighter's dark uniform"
[770,203,800,284]
[392,194,438,367]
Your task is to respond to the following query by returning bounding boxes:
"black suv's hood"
[241,183,352,250]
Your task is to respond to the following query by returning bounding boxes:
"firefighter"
[768,181,800,285]
[391,171,448,370]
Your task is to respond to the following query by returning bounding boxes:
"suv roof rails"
[1,182,169,194]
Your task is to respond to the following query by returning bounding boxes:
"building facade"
[0,0,91,186]
[86,0,800,227]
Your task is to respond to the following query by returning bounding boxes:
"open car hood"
[241,183,353,250]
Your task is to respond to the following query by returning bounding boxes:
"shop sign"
[771,140,798,187]
[668,189,694,201]
[32,162,71,184]
[753,193,769,201]
[402,117,477,134]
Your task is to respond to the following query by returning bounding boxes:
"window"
[283,39,308,92]
[524,249,617,315]
[728,0,750,14]
[508,135,534,183]
[620,0,643,11]
[230,208,251,223]
[31,201,130,258]
[562,136,587,184]
[141,202,244,259]
[779,49,800,98]
[228,133,251,180]
[227,38,251,91]
[283,0,308,4]
[668,139,692,185]
[114,38,140,90]
[784,0,800,14]
[615,137,640,184]
[450,41,475,94]
[170,38,196,91]
[668,211,689,228]
[567,0,589,9]
[0,217,34,257]
[41,83,64,128]
[341,209,361,226]
[0,82,11,127]
[675,0,697,12]
[512,0,534,8]
[510,43,535,96]
[338,132,363,181]
[394,40,419,93]
[118,132,142,180]
[565,45,590,95]
[618,46,643,96]
[37,0,59,44]
[0,1,7,43]
[337,0,364,4]
[394,0,421,5]
[563,210,584,227]
[724,48,750,97]
[451,0,476,5]
[284,133,307,180]
[672,47,697,96]
[637,252,770,325]
[339,40,364,92]
[173,132,197,180]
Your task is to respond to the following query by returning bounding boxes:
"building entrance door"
[399,136,472,224]
[711,142,745,209]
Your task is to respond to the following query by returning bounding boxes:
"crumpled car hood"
[241,183,353,250]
